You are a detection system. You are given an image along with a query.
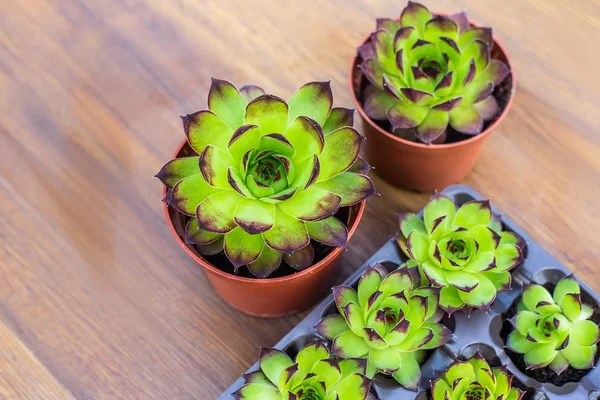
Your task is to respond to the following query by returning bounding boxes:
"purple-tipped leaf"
[155,157,200,189]
[185,218,221,245]
[424,15,458,44]
[245,94,289,134]
[317,127,363,181]
[284,116,324,162]
[387,102,429,130]
[473,95,499,121]
[287,81,333,125]
[393,26,416,51]
[416,109,449,144]
[208,78,246,129]
[364,90,397,120]
[305,216,349,248]
[248,245,282,278]
[283,243,315,271]
[224,227,265,268]
[183,110,232,154]
[400,1,432,34]
[239,85,265,103]
[333,285,359,309]
[376,18,400,34]
[358,41,375,60]
[314,172,375,207]
[459,27,493,49]
[449,11,470,33]
[171,174,220,216]
[262,206,309,254]
[360,59,385,90]
[480,59,510,86]
[449,105,484,135]
[313,314,350,340]
[323,107,354,135]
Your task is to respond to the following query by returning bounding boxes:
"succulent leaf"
[323,263,450,388]
[208,78,246,129]
[359,3,509,143]
[283,243,315,271]
[239,85,266,103]
[155,156,200,189]
[158,81,374,278]
[170,174,220,216]
[287,81,333,126]
[507,275,599,372]
[397,194,524,313]
[248,245,282,278]
[183,110,233,154]
[322,107,354,135]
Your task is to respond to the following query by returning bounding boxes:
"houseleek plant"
[506,275,599,373]
[313,263,451,390]
[397,193,524,314]
[359,1,510,143]
[156,79,374,278]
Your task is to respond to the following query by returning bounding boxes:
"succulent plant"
[156,79,375,278]
[313,263,452,390]
[232,340,372,400]
[431,352,525,400]
[506,275,600,373]
[358,1,510,144]
[396,193,525,314]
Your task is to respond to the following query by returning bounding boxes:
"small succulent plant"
[359,1,510,144]
[506,275,600,373]
[156,79,375,278]
[232,340,372,400]
[313,263,452,390]
[396,193,524,314]
[431,353,525,400]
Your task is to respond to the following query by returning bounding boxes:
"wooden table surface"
[2,0,600,398]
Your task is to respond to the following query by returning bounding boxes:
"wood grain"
[1,0,599,398]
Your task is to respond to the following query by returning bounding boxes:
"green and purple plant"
[156,79,375,278]
[431,353,524,400]
[313,263,451,390]
[506,275,600,373]
[359,1,510,143]
[397,193,524,314]
[232,341,372,400]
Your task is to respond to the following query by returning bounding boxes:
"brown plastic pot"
[162,140,366,317]
[349,23,516,193]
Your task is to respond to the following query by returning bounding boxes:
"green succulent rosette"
[232,340,372,400]
[313,263,452,390]
[506,275,600,373]
[156,79,375,278]
[359,1,510,143]
[431,352,524,400]
[396,193,525,314]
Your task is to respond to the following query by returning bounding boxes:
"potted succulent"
[505,275,600,384]
[396,193,524,313]
[156,79,375,316]
[431,353,525,400]
[349,1,516,191]
[232,340,374,399]
[313,262,452,390]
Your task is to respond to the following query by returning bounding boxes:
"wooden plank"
[0,320,75,400]
[0,0,599,397]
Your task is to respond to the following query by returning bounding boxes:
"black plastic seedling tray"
[219,185,600,400]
